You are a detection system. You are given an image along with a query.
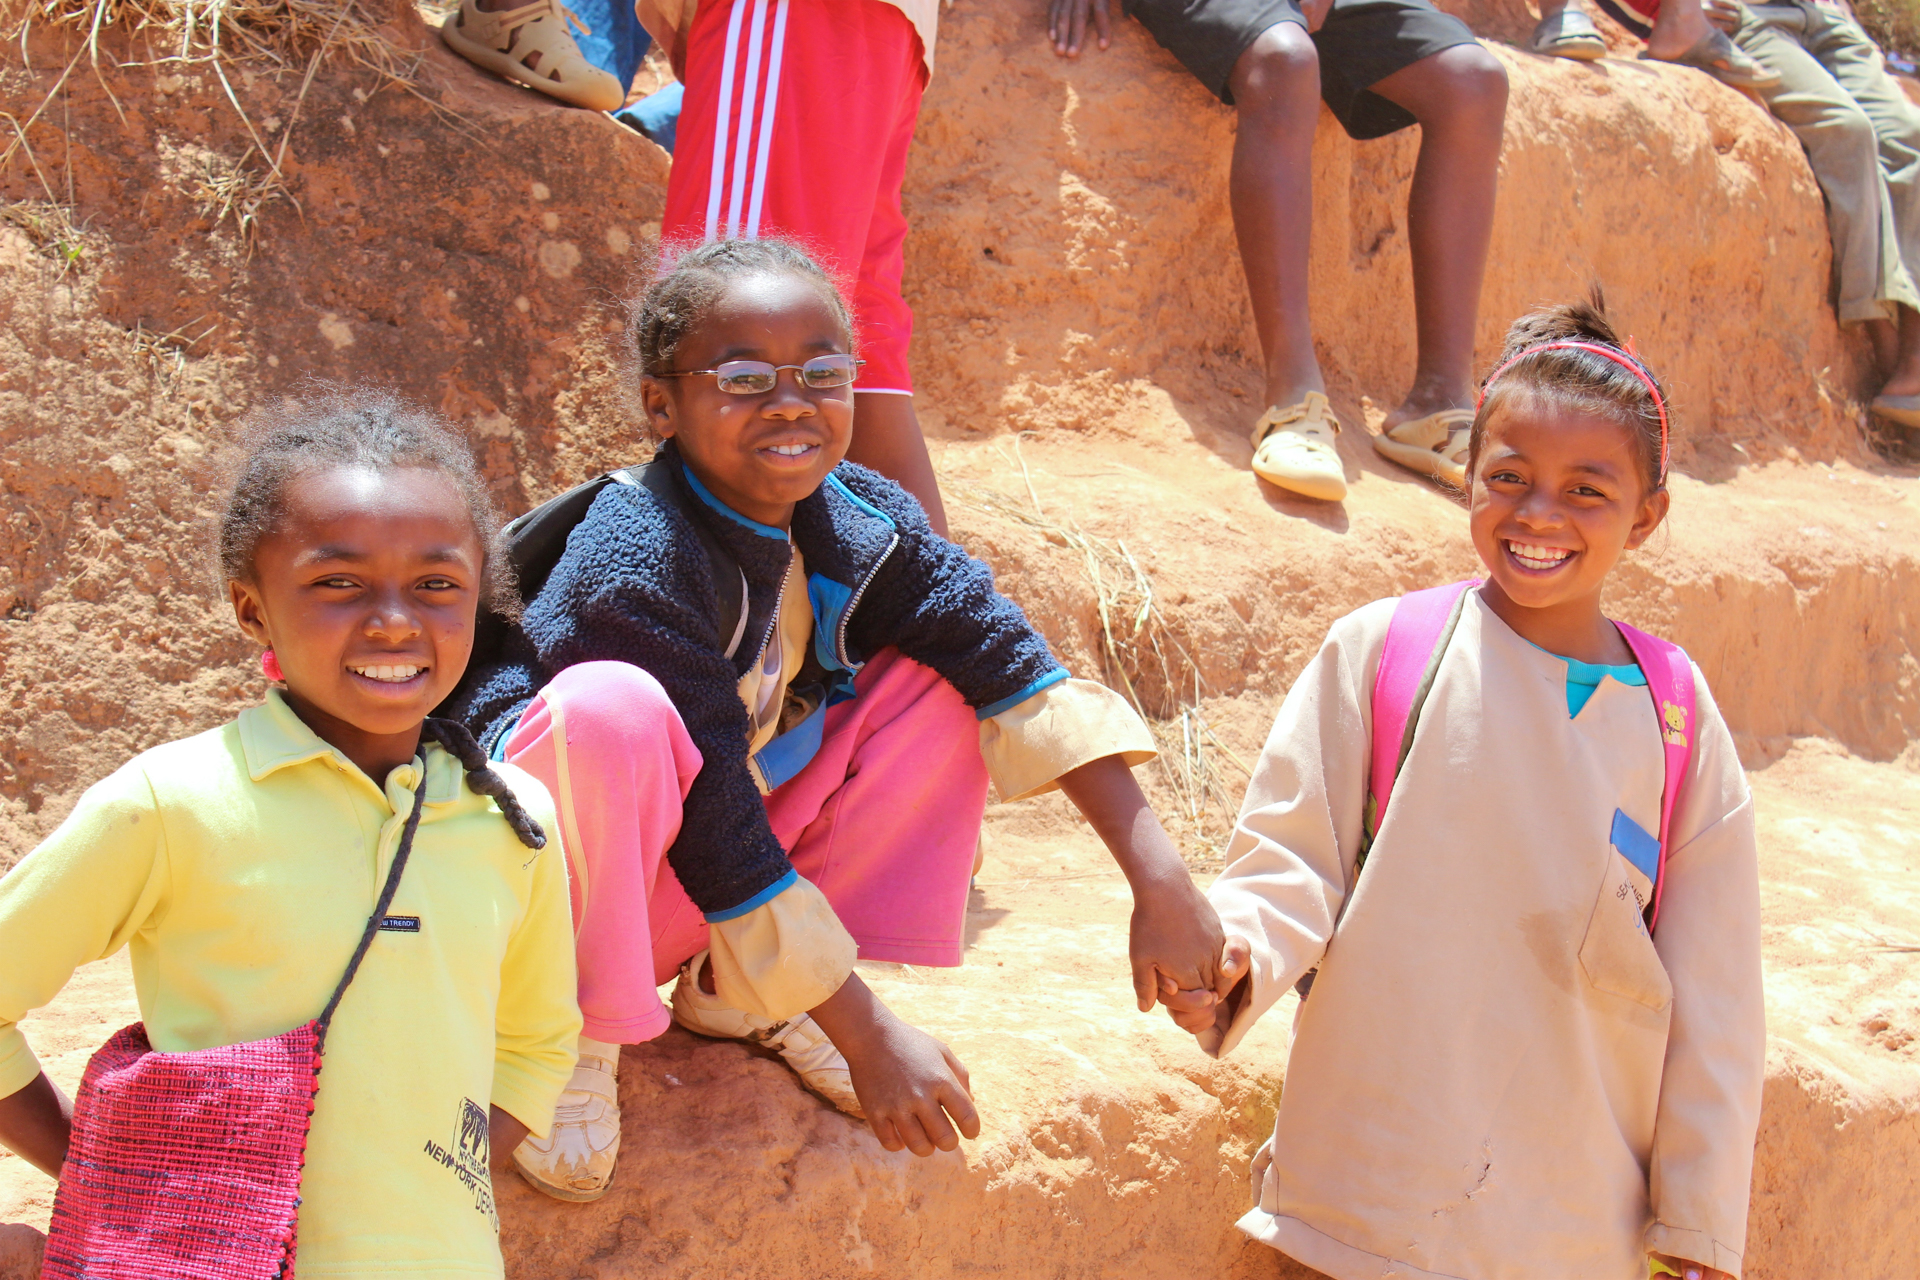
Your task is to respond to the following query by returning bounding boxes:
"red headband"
[1476,339,1670,481]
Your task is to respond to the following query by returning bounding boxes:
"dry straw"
[957,439,1254,865]
[3,0,451,246]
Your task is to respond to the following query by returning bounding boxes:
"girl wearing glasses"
[444,238,1231,1202]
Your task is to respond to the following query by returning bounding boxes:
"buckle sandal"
[511,1041,621,1202]
[670,951,864,1118]
[1871,393,1920,429]
[1642,27,1780,91]
[441,0,624,112]
[1372,407,1474,487]
[1530,6,1607,60]
[1251,392,1347,501]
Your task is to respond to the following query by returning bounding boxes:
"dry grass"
[0,198,93,275]
[957,454,1252,866]
[3,0,454,245]
[129,312,216,380]
[191,142,286,249]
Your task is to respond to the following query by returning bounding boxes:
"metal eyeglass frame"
[653,355,866,395]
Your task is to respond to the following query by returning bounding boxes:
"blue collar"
[679,463,790,541]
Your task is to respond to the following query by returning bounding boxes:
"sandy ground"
[2,734,1913,1278]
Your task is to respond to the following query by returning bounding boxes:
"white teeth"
[768,443,813,457]
[1507,540,1571,569]
[352,664,422,683]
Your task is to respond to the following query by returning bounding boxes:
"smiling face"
[640,270,855,528]
[1468,397,1670,660]
[230,464,485,783]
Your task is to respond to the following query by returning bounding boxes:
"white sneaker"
[670,951,864,1117]
[511,1038,621,1202]
[1251,392,1348,501]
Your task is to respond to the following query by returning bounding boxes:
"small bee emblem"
[1661,701,1689,746]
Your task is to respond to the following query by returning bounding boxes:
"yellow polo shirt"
[0,691,581,1278]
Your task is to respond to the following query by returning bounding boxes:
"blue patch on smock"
[1610,808,1661,882]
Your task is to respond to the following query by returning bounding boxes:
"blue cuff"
[704,869,798,923]
[974,669,1070,721]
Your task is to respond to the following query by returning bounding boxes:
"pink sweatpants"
[502,649,988,1043]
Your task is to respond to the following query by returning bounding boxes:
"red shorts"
[661,0,927,394]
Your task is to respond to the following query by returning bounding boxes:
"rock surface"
[0,0,1916,1276]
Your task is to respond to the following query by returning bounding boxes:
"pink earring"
[260,649,284,682]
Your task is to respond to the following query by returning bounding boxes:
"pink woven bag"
[42,781,426,1280]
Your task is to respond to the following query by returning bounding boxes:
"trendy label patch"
[378,915,421,933]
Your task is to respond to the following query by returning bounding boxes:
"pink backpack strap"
[1367,580,1480,842]
[1613,621,1697,932]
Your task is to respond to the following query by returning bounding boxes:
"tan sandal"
[1251,392,1347,502]
[441,0,624,112]
[1372,407,1473,487]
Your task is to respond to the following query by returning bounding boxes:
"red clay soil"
[0,0,1915,1276]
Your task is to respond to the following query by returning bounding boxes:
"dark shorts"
[1125,0,1481,139]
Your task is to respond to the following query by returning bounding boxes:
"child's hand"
[1054,754,1229,1010]
[1159,936,1252,1036]
[1650,1257,1734,1280]
[1129,874,1229,1013]
[809,973,982,1158]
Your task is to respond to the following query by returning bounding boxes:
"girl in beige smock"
[1172,298,1765,1280]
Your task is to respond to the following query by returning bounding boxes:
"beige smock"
[1204,592,1764,1280]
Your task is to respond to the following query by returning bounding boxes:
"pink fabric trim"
[1369,581,1477,822]
[504,649,985,1041]
[1612,622,1696,931]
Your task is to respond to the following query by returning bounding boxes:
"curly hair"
[214,384,518,616]
[624,237,856,436]
[1470,287,1671,495]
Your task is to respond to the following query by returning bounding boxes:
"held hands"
[1702,0,1741,34]
[1650,1258,1735,1280]
[809,973,982,1158]
[1160,936,1253,1037]
[1128,873,1229,1014]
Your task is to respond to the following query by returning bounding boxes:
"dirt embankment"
[0,0,1916,1277]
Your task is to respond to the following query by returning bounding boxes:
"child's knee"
[1434,44,1510,122]
[540,660,679,733]
[1230,23,1321,120]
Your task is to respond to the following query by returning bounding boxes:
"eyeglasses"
[655,355,864,395]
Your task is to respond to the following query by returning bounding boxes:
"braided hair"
[1469,287,1671,496]
[624,237,856,438]
[422,718,546,850]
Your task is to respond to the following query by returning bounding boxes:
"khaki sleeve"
[977,678,1157,803]
[0,762,169,1100]
[708,876,858,1020]
[1200,601,1388,1059]
[489,770,584,1138]
[1643,672,1766,1278]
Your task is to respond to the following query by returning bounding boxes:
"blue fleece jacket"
[447,443,1064,918]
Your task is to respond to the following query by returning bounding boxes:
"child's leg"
[761,648,989,966]
[1224,22,1325,415]
[1798,6,1920,395]
[1738,8,1919,333]
[1362,42,1508,431]
[501,660,706,1044]
[658,0,946,529]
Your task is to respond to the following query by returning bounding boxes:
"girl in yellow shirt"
[0,390,581,1279]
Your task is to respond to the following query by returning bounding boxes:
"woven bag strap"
[315,775,428,1047]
